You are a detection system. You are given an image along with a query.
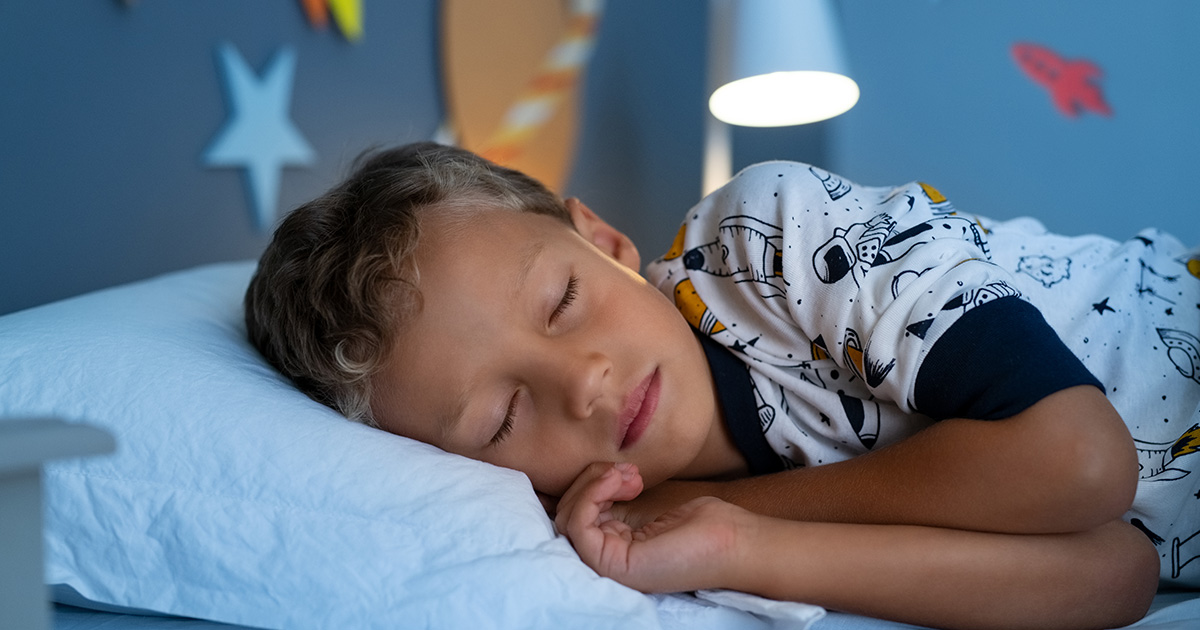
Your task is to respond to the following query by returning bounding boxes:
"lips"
[618,369,660,450]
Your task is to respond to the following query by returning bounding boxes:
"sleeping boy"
[245,142,1200,629]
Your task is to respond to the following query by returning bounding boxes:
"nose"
[560,350,610,420]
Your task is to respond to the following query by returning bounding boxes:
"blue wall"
[829,0,1199,242]
[2,1,1195,315]
[2,2,443,314]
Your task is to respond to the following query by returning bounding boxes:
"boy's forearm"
[691,386,1138,534]
[728,516,1158,630]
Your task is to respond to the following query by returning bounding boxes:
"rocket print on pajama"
[646,162,1200,585]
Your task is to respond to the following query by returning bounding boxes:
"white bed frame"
[0,419,114,630]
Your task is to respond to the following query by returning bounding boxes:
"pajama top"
[645,161,1200,585]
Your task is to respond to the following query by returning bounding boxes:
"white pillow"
[0,262,661,629]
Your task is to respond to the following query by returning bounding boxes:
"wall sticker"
[1012,42,1112,118]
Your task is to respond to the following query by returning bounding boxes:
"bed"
[2,262,1198,630]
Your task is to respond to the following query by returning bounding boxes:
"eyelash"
[491,275,578,447]
[550,274,579,324]
[490,391,519,446]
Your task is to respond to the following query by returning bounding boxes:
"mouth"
[618,368,660,451]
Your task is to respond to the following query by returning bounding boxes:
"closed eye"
[490,391,519,446]
[550,274,579,324]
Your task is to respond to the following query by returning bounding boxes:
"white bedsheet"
[52,591,1200,630]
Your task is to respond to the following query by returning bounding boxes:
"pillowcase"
[0,262,662,629]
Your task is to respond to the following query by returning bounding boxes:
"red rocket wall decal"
[1012,42,1112,118]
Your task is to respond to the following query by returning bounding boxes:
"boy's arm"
[618,385,1139,535]
[559,462,1159,630]
[737,512,1158,630]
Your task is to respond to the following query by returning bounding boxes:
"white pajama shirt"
[646,162,1200,585]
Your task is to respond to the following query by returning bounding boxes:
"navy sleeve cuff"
[914,297,1102,420]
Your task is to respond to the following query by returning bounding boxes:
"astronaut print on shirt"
[679,214,787,300]
[651,162,1015,466]
[646,161,1200,585]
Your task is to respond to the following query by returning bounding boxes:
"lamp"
[703,0,858,194]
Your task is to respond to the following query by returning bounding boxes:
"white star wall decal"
[205,42,316,230]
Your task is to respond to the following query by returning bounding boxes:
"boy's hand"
[608,478,722,530]
[554,462,752,593]
[538,467,715,529]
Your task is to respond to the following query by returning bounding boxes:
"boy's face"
[372,202,735,496]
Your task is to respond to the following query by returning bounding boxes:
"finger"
[599,518,634,540]
[556,462,642,534]
[555,462,617,534]
[559,463,643,540]
[563,466,632,562]
[557,462,618,520]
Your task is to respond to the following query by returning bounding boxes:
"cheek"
[534,450,591,497]
[641,287,693,340]
[522,462,580,497]
[488,442,582,497]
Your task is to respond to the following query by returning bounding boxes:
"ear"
[565,198,641,271]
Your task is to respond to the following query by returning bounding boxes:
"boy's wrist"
[720,504,771,594]
[723,511,817,599]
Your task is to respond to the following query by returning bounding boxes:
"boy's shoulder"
[723,161,844,199]
[684,161,943,240]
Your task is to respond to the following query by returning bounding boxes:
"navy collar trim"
[693,332,784,476]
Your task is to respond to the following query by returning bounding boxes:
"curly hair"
[244,142,571,425]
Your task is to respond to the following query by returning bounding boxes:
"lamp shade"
[709,0,858,127]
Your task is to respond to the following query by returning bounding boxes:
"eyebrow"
[515,238,547,293]
[439,237,547,443]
